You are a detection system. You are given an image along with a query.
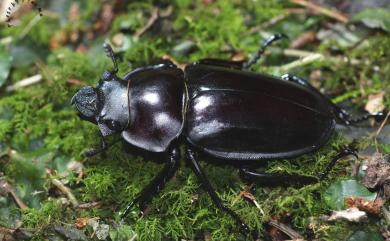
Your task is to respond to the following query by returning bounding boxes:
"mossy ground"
[0,0,389,240]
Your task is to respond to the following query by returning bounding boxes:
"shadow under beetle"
[71,34,386,238]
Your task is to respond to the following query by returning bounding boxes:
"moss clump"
[0,0,389,240]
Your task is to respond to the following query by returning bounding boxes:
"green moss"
[0,0,389,240]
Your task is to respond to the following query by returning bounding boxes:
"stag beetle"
[71,34,386,238]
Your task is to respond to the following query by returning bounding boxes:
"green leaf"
[348,230,384,241]
[324,179,377,210]
[0,47,12,87]
[352,8,390,32]
[109,224,135,240]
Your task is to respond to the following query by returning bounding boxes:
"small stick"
[374,111,390,151]
[268,220,305,240]
[0,179,28,210]
[248,8,308,33]
[289,0,348,23]
[283,49,362,65]
[46,169,79,207]
[5,74,42,92]
[19,14,41,39]
[280,53,324,72]
[76,201,102,209]
[134,8,159,38]
[161,54,186,70]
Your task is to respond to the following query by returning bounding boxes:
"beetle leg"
[281,74,387,125]
[239,167,318,186]
[186,148,258,239]
[319,147,357,180]
[242,33,288,69]
[120,147,180,219]
[194,33,287,70]
[84,132,108,157]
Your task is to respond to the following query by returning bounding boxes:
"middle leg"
[121,146,180,219]
[186,148,257,238]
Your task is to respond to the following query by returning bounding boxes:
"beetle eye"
[105,120,122,131]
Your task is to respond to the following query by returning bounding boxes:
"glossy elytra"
[71,35,386,238]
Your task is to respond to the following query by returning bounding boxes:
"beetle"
[71,34,386,238]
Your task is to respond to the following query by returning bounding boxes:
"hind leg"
[195,33,288,70]
[281,74,387,125]
[186,148,258,239]
[240,147,357,185]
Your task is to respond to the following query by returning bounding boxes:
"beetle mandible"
[71,34,386,237]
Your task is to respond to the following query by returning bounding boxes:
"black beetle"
[71,34,386,237]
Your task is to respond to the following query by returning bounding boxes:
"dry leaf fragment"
[76,201,102,209]
[75,217,89,229]
[365,91,385,114]
[289,31,317,49]
[327,207,367,222]
[345,196,385,215]
[362,153,390,200]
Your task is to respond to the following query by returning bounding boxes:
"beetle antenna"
[242,33,288,69]
[103,43,119,75]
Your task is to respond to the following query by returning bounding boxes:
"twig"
[0,179,28,210]
[283,49,362,65]
[289,0,348,23]
[268,220,305,240]
[280,53,324,72]
[289,31,317,49]
[134,8,159,38]
[76,202,102,209]
[248,8,307,33]
[9,189,28,209]
[129,233,137,241]
[161,54,186,70]
[46,169,79,207]
[374,111,390,151]
[5,74,42,92]
[18,14,41,39]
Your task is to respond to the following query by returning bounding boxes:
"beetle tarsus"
[186,148,257,238]
[242,33,288,69]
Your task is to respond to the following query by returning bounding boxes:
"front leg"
[186,148,257,239]
[121,147,180,219]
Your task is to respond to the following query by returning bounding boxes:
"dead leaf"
[362,153,390,200]
[365,91,385,114]
[112,33,124,47]
[345,196,385,215]
[75,218,89,229]
[326,207,367,222]
[289,31,317,49]
[239,191,256,201]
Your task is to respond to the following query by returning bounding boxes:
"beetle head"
[72,43,130,137]
[71,86,98,123]
[72,69,130,137]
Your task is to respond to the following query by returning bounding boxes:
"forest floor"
[0,0,390,240]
